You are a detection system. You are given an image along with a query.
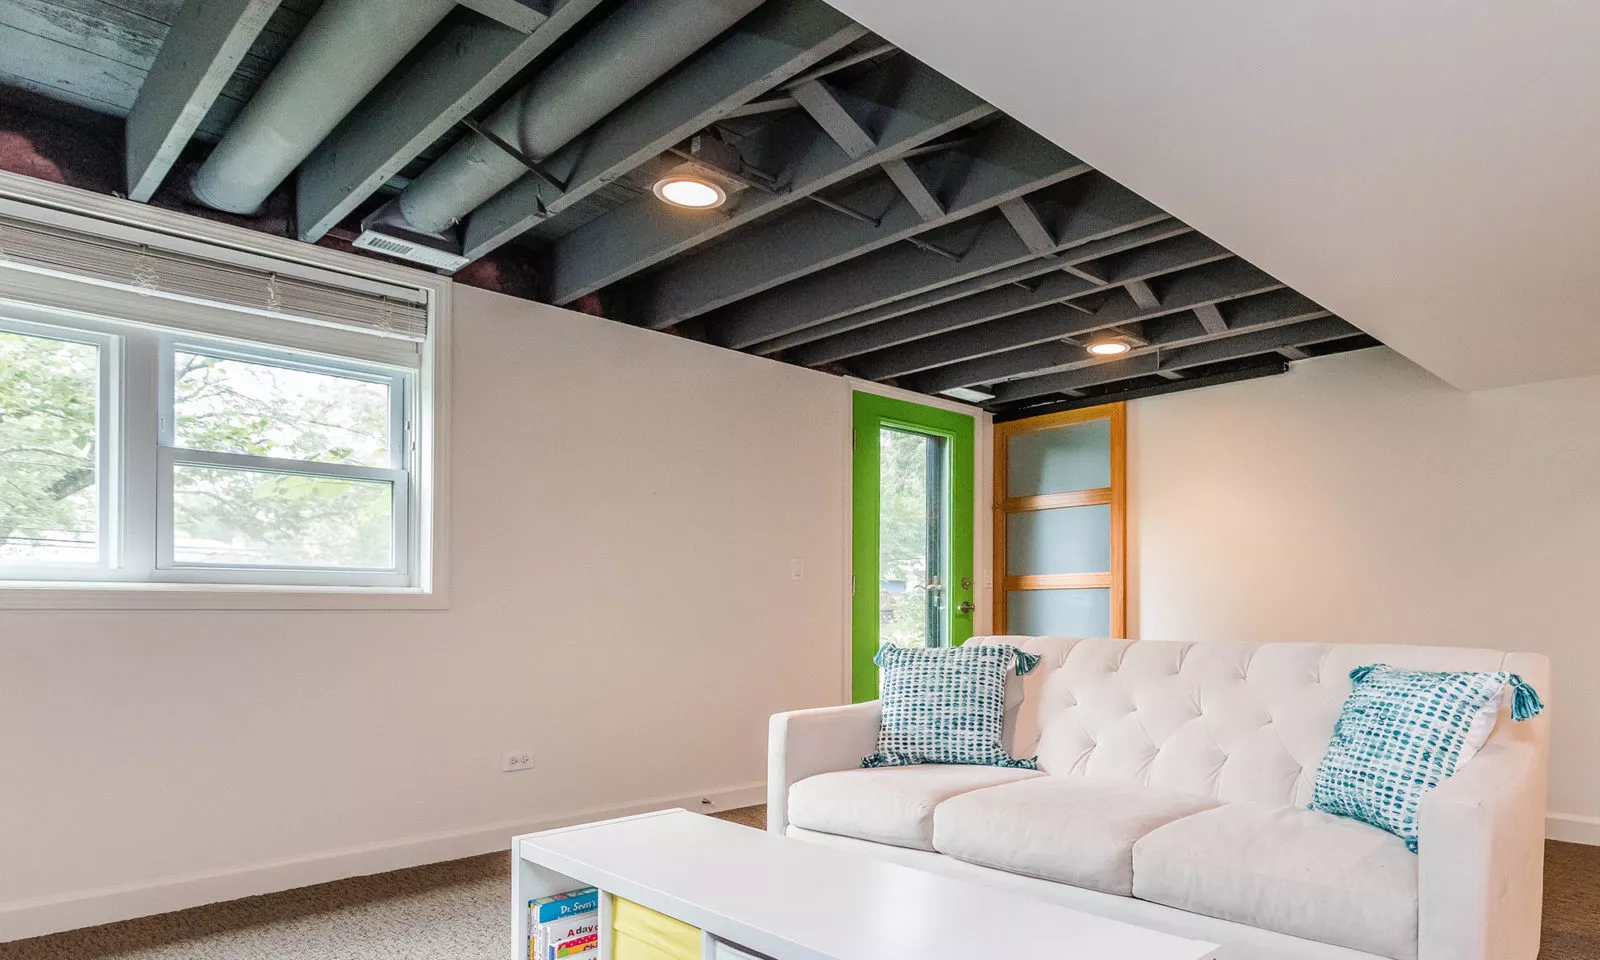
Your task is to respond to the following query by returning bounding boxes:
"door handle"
[957,601,976,615]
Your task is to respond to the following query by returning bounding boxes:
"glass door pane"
[878,427,948,649]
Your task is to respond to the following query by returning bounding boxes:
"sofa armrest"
[1418,730,1549,960]
[767,701,882,834]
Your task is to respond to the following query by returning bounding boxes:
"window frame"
[0,308,424,592]
[0,312,120,577]
[0,171,450,610]
[155,337,415,588]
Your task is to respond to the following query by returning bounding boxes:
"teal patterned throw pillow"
[1311,663,1544,852]
[862,643,1040,769]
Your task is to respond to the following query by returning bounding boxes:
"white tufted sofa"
[768,637,1550,960]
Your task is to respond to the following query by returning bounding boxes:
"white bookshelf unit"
[510,808,1217,960]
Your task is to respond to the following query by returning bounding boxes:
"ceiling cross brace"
[460,117,567,193]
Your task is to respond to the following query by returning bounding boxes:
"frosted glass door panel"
[1007,505,1111,575]
[1007,589,1111,637]
[1006,418,1111,497]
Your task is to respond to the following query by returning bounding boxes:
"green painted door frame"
[851,391,976,702]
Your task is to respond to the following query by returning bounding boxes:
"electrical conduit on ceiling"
[392,0,766,236]
[190,0,456,215]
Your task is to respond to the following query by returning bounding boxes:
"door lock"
[957,601,976,615]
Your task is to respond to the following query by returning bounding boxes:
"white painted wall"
[1127,347,1600,840]
[0,286,850,939]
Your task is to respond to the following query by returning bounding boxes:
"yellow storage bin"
[612,898,701,960]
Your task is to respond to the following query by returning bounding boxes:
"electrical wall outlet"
[502,750,534,772]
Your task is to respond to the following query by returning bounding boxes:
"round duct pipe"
[395,0,765,235]
[191,0,455,215]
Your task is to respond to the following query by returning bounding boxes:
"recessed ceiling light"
[653,166,727,209]
[1086,339,1132,356]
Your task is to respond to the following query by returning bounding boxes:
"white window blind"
[0,203,430,366]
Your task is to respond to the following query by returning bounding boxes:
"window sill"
[0,581,448,611]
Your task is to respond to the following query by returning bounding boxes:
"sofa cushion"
[1133,801,1419,960]
[931,775,1219,896]
[787,765,1040,851]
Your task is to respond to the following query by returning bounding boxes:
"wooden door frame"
[993,403,1126,637]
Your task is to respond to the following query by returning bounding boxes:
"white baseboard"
[1547,812,1600,846]
[0,782,765,943]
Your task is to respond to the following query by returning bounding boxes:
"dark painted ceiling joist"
[295,0,608,242]
[749,220,1193,356]
[537,59,994,305]
[990,315,1359,400]
[791,231,1231,366]
[852,257,1284,382]
[717,175,1166,350]
[908,287,1328,394]
[632,119,1087,329]
[125,0,280,202]
[921,287,1329,398]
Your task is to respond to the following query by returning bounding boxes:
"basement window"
[0,192,443,599]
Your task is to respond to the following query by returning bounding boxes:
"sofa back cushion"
[973,636,1549,807]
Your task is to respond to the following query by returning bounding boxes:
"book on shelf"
[529,887,598,960]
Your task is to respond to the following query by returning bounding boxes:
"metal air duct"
[392,0,766,236]
[191,0,455,215]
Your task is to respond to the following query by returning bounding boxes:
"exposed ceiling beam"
[988,316,1360,399]
[295,0,607,241]
[880,157,943,221]
[992,359,1290,420]
[1193,301,1228,334]
[789,78,876,157]
[632,120,1084,329]
[920,288,1329,396]
[459,0,867,261]
[852,257,1283,381]
[457,0,549,32]
[791,232,1230,366]
[717,175,1165,350]
[125,0,281,203]
[536,61,993,304]
[997,196,1055,255]
[749,220,1193,355]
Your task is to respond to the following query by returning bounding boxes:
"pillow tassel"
[1349,664,1380,683]
[1509,675,1545,722]
[1015,649,1041,675]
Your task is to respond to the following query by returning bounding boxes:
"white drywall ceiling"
[826,0,1600,391]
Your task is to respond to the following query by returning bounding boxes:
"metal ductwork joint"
[191,0,456,215]
[358,0,764,268]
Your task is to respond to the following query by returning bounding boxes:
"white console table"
[511,808,1217,960]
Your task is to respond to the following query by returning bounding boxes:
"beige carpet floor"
[3,807,1594,959]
